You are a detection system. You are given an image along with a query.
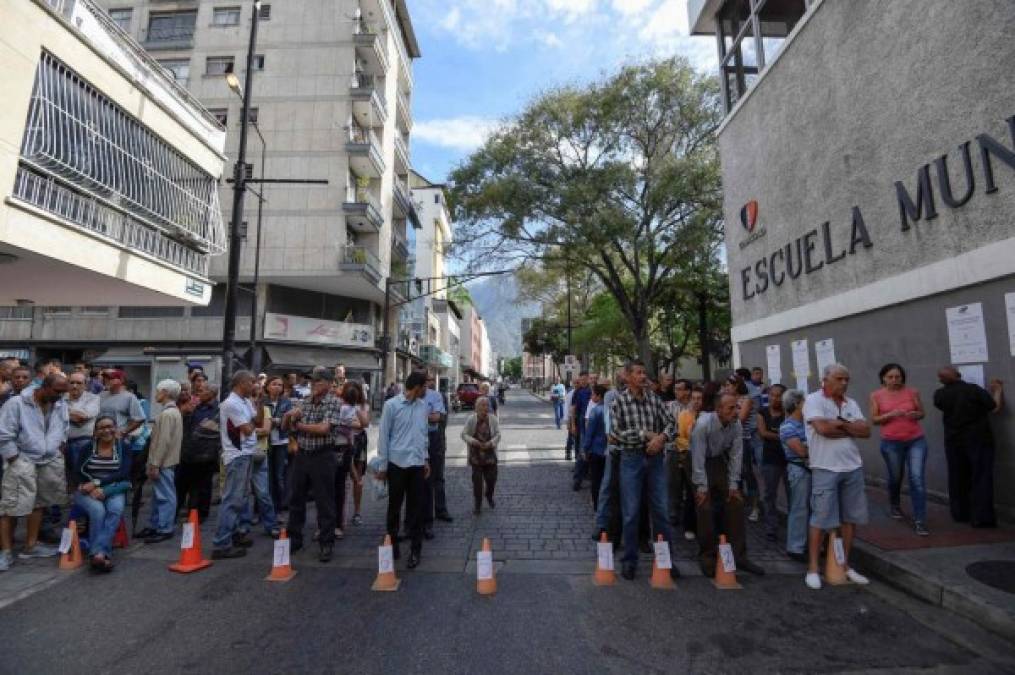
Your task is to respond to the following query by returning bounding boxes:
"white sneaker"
[747,507,760,523]
[846,568,870,585]
[683,530,696,541]
[19,543,59,559]
[805,572,822,590]
[0,550,13,572]
[334,528,344,540]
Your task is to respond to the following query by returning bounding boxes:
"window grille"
[208,108,228,126]
[147,11,196,43]
[108,8,132,31]
[212,7,241,26]
[258,4,271,20]
[0,307,34,320]
[157,58,190,84]
[18,52,226,256]
[206,56,235,75]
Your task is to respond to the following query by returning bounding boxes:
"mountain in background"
[466,275,538,358]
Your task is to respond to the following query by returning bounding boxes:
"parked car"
[453,383,481,412]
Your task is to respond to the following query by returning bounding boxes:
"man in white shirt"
[802,363,871,589]
[212,370,259,560]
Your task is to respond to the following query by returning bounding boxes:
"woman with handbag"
[461,397,500,515]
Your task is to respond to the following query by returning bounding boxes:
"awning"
[92,347,151,365]
[264,344,380,371]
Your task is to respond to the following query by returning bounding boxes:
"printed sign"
[946,303,988,364]
[814,338,837,375]
[264,312,374,348]
[378,545,394,574]
[477,551,494,580]
[653,542,672,569]
[765,344,782,385]
[719,543,736,573]
[181,522,195,549]
[791,339,810,378]
[273,539,290,568]
[59,527,74,554]
[597,542,614,571]
[833,537,846,566]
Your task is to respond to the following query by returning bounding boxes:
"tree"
[450,57,724,374]
[522,317,568,365]
[502,356,522,379]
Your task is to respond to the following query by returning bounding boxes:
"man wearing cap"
[99,370,145,440]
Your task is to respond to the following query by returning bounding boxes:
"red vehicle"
[453,383,481,412]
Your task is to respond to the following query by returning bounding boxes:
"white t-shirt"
[564,389,575,423]
[219,392,256,466]
[802,390,865,472]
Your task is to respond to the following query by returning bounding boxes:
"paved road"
[2,390,1013,674]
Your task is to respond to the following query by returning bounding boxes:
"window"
[244,163,254,179]
[208,108,228,126]
[0,306,33,320]
[205,56,235,75]
[238,221,248,240]
[80,306,110,315]
[211,6,241,26]
[146,11,196,44]
[108,8,132,31]
[253,54,265,70]
[118,306,185,319]
[157,59,190,84]
[238,108,258,125]
[258,4,271,20]
[43,306,72,315]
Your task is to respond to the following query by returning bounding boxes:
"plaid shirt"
[609,387,675,451]
[293,393,341,452]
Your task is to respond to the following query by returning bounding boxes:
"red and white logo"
[740,200,759,232]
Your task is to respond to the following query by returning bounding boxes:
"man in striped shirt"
[609,359,679,581]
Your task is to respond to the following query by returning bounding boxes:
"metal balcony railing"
[394,134,409,167]
[340,245,382,281]
[397,90,412,131]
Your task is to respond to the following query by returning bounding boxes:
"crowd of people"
[556,359,1004,587]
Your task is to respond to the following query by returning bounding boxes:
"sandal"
[352,514,363,527]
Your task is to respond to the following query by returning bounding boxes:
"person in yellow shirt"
[673,385,704,540]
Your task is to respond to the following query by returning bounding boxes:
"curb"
[851,540,1015,643]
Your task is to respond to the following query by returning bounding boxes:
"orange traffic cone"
[112,517,129,549]
[266,528,297,582]
[169,509,213,574]
[593,532,616,586]
[824,531,848,585]
[477,537,497,595]
[59,519,84,570]
[649,534,675,590]
[712,534,742,590]
[371,534,401,591]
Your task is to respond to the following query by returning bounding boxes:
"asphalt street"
[2,390,1013,674]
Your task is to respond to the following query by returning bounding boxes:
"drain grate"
[965,561,1015,594]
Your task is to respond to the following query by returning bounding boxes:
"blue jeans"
[619,451,672,567]
[74,491,125,557]
[553,399,564,428]
[786,463,811,554]
[66,437,92,474]
[880,437,928,523]
[214,455,253,548]
[147,466,177,535]
[240,457,277,534]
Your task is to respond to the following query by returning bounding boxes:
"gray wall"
[719,0,1015,324]
[738,274,1015,519]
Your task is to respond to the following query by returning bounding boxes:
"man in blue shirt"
[550,378,566,429]
[570,372,593,491]
[377,371,431,568]
[423,371,452,536]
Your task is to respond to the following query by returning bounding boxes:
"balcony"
[393,134,410,173]
[396,89,412,133]
[343,187,383,233]
[340,245,382,283]
[346,124,385,177]
[393,177,412,217]
[420,344,454,369]
[392,230,410,260]
[350,72,387,128]
[354,18,389,74]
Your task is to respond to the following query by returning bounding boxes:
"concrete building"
[690,0,1015,518]
[0,0,421,392]
[522,351,554,388]
[459,303,485,380]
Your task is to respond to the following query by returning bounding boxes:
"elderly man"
[803,363,871,589]
[137,380,182,544]
[99,369,145,440]
[423,371,452,536]
[0,373,69,570]
[933,366,1004,528]
[65,371,101,474]
[214,370,262,560]
[691,392,765,577]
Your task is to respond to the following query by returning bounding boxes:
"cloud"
[534,29,564,48]
[413,116,502,152]
[611,0,652,15]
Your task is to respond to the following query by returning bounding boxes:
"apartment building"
[0,0,421,392]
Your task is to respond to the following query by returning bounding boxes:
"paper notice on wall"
[795,376,809,394]
[791,339,810,378]
[766,345,782,385]
[958,364,985,390]
[1006,293,1015,357]
[814,339,836,376]
[946,303,989,364]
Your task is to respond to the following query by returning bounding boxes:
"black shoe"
[572,482,582,492]
[436,513,454,523]
[319,545,333,563]
[786,551,807,563]
[407,551,421,569]
[423,528,435,540]
[290,539,304,553]
[591,529,604,542]
[700,562,716,578]
[621,564,636,580]
[486,496,495,509]
[144,532,173,544]
[639,540,652,555]
[232,533,254,548]
[739,559,765,576]
[393,545,401,560]
[135,527,157,539]
[211,546,247,560]
[670,565,681,580]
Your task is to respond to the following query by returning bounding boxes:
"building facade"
[0,0,421,395]
[690,0,1015,518]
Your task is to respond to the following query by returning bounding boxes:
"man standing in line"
[666,379,693,525]
[933,367,1004,528]
[376,372,431,569]
[65,371,100,481]
[0,357,19,407]
[212,370,260,560]
[570,372,592,492]
[593,368,626,542]
[423,372,452,537]
[139,380,182,544]
[550,378,566,430]
[803,363,871,590]
[609,360,679,581]
[30,358,62,389]
[99,370,145,440]
[283,367,341,562]
[0,373,69,570]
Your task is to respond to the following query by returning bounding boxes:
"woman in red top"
[870,363,929,536]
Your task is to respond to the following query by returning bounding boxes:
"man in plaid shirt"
[609,359,680,581]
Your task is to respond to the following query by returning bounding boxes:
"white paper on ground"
[833,537,846,566]
[653,542,672,569]
[718,543,736,573]
[59,527,73,554]
[477,550,494,580]
[957,364,986,389]
[273,539,290,567]
[814,338,836,375]
[378,545,394,574]
[791,339,810,378]
[946,302,988,364]
[596,542,614,571]
[180,522,194,549]
[766,345,782,384]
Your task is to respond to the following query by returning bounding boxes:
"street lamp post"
[220,0,260,392]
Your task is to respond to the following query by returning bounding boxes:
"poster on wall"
[814,339,836,375]
[958,364,985,389]
[1006,292,1015,357]
[945,303,988,364]
[765,345,782,385]
[791,339,810,378]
